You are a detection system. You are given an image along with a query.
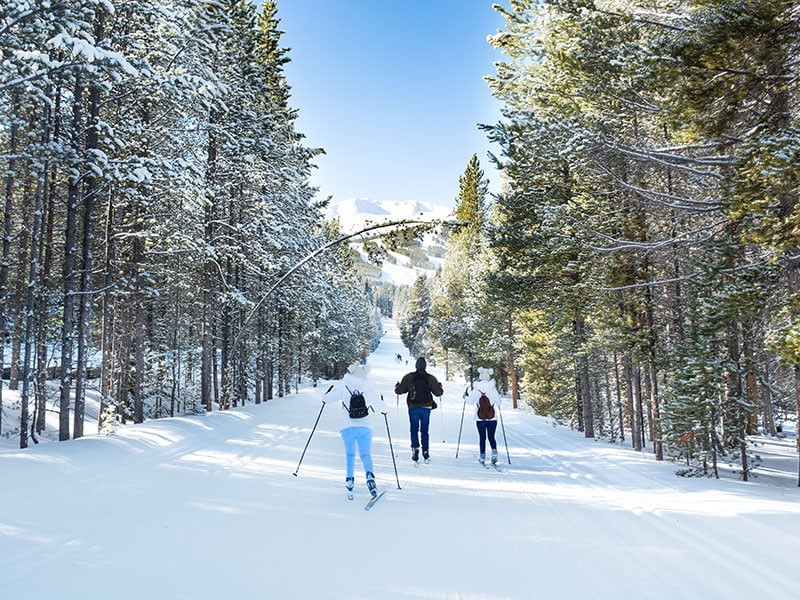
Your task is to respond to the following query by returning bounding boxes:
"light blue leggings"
[340,426,374,478]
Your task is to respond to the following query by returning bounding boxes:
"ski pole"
[292,385,332,476]
[455,387,468,458]
[382,397,402,490]
[498,404,511,465]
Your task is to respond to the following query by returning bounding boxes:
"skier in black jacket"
[394,357,443,464]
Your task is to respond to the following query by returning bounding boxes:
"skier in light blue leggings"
[340,427,375,480]
[324,363,387,499]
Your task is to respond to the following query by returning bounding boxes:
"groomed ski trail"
[0,319,798,599]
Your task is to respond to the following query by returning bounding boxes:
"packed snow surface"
[1,320,799,599]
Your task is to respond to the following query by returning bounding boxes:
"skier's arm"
[394,373,410,395]
[323,384,343,404]
[488,381,502,406]
[370,393,389,415]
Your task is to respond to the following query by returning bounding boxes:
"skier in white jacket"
[465,367,503,465]
[324,363,387,499]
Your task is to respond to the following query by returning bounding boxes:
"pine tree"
[484,0,798,456]
[429,155,495,378]
[0,0,372,442]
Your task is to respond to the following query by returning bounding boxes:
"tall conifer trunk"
[0,93,18,433]
[742,318,759,436]
[507,316,518,409]
[20,178,45,448]
[98,189,116,431]
[19,87,53,448]
[36,85,61,434]
[202,119,218,412]
[575,315,594,438]
[623,352,642,451]
[644,285,662,460]
[74,25,102,437]
[58,72,84,441]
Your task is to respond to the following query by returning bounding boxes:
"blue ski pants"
[408,406,431,451]
[476,420,498,455]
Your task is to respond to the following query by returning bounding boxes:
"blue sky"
[274,0,507,208]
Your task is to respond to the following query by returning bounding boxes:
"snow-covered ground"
[1,319,799,599]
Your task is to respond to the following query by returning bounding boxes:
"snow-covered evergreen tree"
[484,0,798,459]
[0,0,374,444]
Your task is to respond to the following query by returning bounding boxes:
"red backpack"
[477,392,495,420]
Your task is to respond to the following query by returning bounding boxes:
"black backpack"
[477,392,495,420]
[345,387,369,419]
[409,371,432,405]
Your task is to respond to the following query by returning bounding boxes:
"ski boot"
[479,453,486,466]
[412,447,420,463]
[422,450,430,464]
[366,471,378,498]
[491,449,498,465]
[346,477,355,500]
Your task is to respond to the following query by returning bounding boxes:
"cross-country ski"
[364,490,386,511]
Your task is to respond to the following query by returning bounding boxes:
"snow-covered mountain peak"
[324,197,452,286]
[325,196,451,234]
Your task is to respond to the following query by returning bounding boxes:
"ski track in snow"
[1,319,799,599]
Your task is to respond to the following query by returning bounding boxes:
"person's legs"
[340,428,357,479]
[487,420,498,450]
[476,420,488,455]
[487,420,499,463]
[353,427,374,474]
[419,408,431,453]
[353,427,377,496]
[408,407,422,450]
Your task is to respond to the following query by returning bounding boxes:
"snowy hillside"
[1,319,799,599]
[326,197,452,286]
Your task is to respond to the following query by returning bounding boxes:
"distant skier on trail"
[465,367,502,465]
[324,363,388,500]
[394,357,443,464]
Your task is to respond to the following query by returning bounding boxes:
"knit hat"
[477,366,493,380]
[415,357,427,370]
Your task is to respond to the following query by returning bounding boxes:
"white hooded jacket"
[466,378,502,422]
[323,368,387,432]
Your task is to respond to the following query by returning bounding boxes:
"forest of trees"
[3,0,798,485]
[396,0,799,482]
[0,0,380,449]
